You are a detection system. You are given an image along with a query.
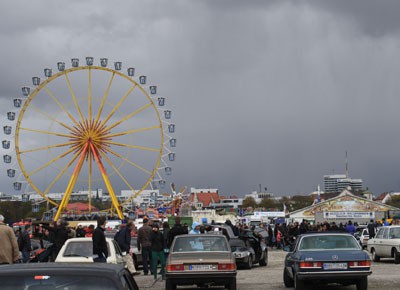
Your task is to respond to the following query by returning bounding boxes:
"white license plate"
[323,263,348,270]
[189,264,214,271]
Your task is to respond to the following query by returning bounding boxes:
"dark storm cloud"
[1,0,400,198]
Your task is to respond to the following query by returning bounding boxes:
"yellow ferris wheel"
[4,57,176,220]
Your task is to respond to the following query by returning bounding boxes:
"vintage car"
[230,229,268,269]
[0,262,138,290]
[166,234,237,290]
[354,227,369,249]
[367,225,400,263]
[55,237,125,265]
[283,232,371,290]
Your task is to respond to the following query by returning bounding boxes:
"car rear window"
[299,235,360,251]
[0,275,117,290]
[172,236,229,252]
[63,241,110,258]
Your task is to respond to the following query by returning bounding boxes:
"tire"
[283,268,294,288]
[394,249,400,264]
[245,255,253,269]
[371,249,380,262]
[227,278,237,290]
[166,278,176,290]
[294,274,305,290]
[259,250,268,266]
[356,277,368,290]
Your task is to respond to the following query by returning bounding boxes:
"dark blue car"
[283,232,372,290]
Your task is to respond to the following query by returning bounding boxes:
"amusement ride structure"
[2,57,176,220]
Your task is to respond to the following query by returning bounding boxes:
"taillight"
[348,261,370,268]
[218,263,236,271]
[167,264,184,271]
[299,262,322,268]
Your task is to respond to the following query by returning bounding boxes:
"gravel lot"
[135,249,400,290]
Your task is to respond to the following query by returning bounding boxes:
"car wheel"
[259,251,268,266]
[245,255,253,269]
[283,268,294,287]
[371,249,380,262]
[166,278,176,290]
[294,274,305,290]
[356,277,368,290]
[394,249,400,264]
[227,278,237,290]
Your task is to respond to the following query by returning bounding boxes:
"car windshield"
[0,275,117,290]
[63,241,110,257]
[172,236,229,252]
[229,239,246,248]
[298,235,360,251]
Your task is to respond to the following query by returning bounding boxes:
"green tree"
[258,198,277,210]
[289,195,313,211]
[242,196,257,209]
[387,195,400,209]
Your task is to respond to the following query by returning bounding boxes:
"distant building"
[244,191,274,204]
[120,189,169,208]
[324,174,363,193]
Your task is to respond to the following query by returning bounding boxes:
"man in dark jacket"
[167,217,188,247]
[92,216,108,262]
[137,218,153,275]
[19,224,32,263]
[367,219,376,239]
[48,219,69,261]
[115,221,139,275]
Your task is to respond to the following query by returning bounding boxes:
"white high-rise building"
[324,175,363,193]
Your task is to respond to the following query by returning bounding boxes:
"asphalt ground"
[135,249,400,290]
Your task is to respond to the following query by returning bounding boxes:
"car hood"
[298,250,369,261]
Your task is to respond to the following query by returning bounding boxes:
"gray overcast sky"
[1,0,400,197]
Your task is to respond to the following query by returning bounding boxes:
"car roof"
[0,263,125,275]
[298,232,354,237]
[65,237,113,242]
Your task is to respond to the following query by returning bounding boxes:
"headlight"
[234,251,250,258]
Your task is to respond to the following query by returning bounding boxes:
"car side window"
[376,228,384,239]
[383,228,390,239]
[113,240,123,255]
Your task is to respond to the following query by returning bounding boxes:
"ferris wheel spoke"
[99,151,137,192]
[43,86,80,127]
[31,104,76,132]
[103,125,160,139]
[103,146,153,175]
[19,141,76,154]
[20,127,75,139]
[42,150,80,196]
[88,154,93,213]
[102,140,160,152]
[88,68,93,122]
[101,102,153,133]
[27,146,77,177]
[64,72,85,124]
[95,72,115,124]
[99,84,137,128]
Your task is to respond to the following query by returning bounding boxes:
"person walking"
[19,224,32,263]
[345,220,356,235]
[150,224,166,280]
[189,222,201,234]
[167,217,188,247]
[137,218,153,275]
[92,216,108,263]
[0,214,19,264]
[114,221,140,275]
[367,219,376,239]
[162,221,170,259]
[48,219,69,260]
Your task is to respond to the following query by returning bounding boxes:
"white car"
[367,225,400,264]
[55,237,125,265]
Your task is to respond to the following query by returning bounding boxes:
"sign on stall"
[323,211,375,219]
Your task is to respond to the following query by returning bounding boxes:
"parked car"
[0,262,138,290]
[55,237,125,265]
[367,225,400,264]
[283,232,371,290]
[354,227,369,249]
[230,229,268,269]
[166,234,237,290]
